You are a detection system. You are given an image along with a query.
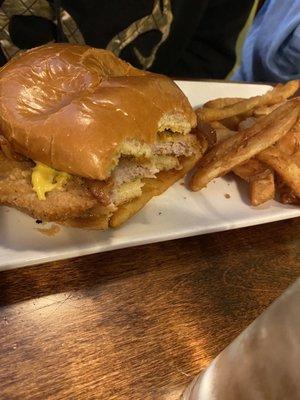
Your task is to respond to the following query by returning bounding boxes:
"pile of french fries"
[190,80,300,206]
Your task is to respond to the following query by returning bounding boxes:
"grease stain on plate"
[37,224,60,237]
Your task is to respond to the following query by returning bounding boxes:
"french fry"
[233,159,275,206]
[277,177,300,205]
[238,117,257,130]
[215,128,237,142]
[210,121,226,129]
[192,100,298,178]
[203,97,243,109]
[210,121,237,143]
[193,82,299,207]
[275,128,300,156]
[257,146,300,198]
[253,102,284,117]
[193,102,293,177]
[196,104,287,169]
[233,159,268,181]
[250,169,275,206]
[257,125,300,199]
[291,115,300,133]
[190,100,299,191]
[219,115,244,130]
[196,80,299,122]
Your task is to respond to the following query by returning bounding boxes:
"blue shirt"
[232,0,300,82]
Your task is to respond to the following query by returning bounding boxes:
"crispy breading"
[0,129,205,225]
[0,155,97,221]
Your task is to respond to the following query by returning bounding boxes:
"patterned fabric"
[0,0,171,69]
[0,0,254,79]
[0,0,84,60]
[60,8,84,45]
[106,0,172,70]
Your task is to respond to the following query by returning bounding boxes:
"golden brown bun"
[65,145,205,230]
[0,44,196,180]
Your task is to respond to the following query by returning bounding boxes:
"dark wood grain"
[0,217,299,399]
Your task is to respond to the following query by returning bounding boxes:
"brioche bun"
[0,44,206,230]
[0,44,196,180]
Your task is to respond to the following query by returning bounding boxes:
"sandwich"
[0,44,207,229]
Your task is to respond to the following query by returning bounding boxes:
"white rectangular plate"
[1,81,299,271]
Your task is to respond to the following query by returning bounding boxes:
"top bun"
[0,44,196,179]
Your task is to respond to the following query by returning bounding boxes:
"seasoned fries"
[210,121,237,142]
[204,97,243,109]
[277,178,300,205]
[250,169,275,206]
[233,159,267,181]
[191,102,298,191]
[257,127,300,199]
[197,80,299,122]
[191,80,300,206]
[233,159,275,206]
[258,147,300,198]
[253,102,283,117]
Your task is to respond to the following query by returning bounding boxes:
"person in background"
[232,0,300,82]
[0,0,253,79]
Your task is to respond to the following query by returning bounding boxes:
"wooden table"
[0,217,299,399]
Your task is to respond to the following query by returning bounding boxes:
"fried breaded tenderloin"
[0,44,206,229]
[0,154,97,221]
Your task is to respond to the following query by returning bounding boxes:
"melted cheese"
[31,162,70,200]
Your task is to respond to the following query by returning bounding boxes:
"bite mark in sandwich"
[0,44,207,229]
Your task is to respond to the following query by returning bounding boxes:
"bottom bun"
[64,152,200,230]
